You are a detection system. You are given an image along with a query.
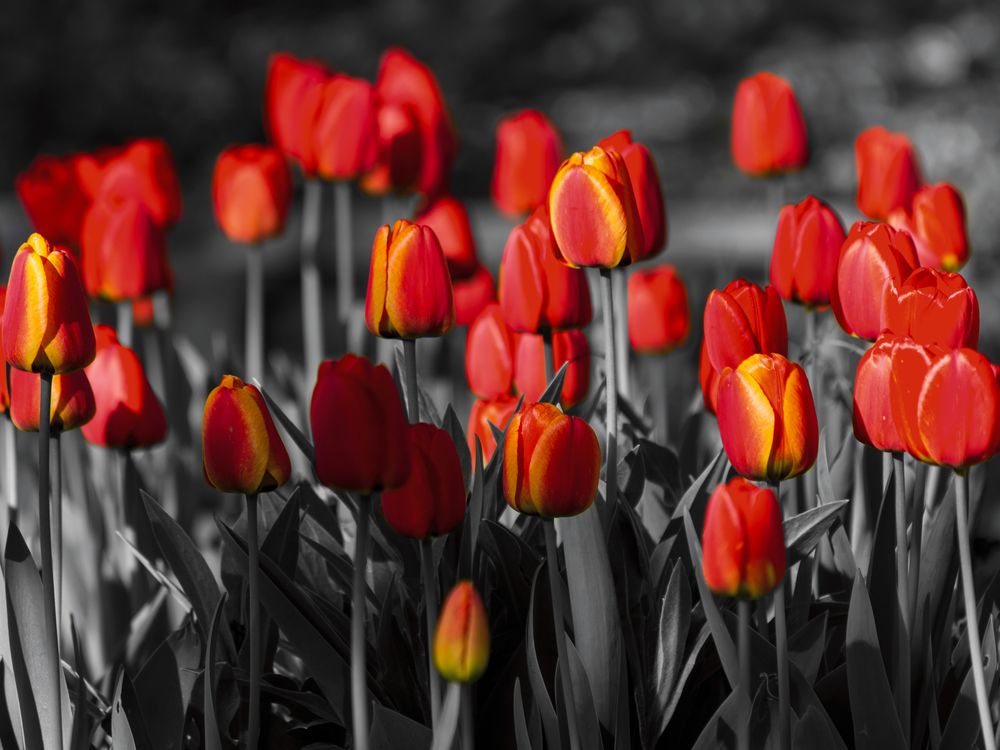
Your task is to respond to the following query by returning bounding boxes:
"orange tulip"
[887,182,969,271]
[309,74,379,181]
[513,330,590,409]
[703,279,788,376]
[359,101,422,196]
[627,265,689,354]
[467,395,520,465]
[730,72,808,177]
[264,52,329,171]
[491,110,563,216]
[92,139,182,229]
[883,267,978,350]
[465,303,514,400]
[15,153,91,250]
[453,263,496,327]
[433,581,490,683]
[854,126,922,219]
[9,368,94,433]
[213,145,293,245]
[769,195,846,308]
[414,195,479,280]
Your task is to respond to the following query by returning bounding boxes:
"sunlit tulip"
[513,330,590,409]
[360,101,422,196]
[433,581,490,683]
[465,303,514,400]
[9,368,94,433]
[212,145,293,245]
[491,110,563,217]
[730,72,808,177]
[414,195,479,280]
[854,126,921,219]
[453,264,496,327]
[770,195,846,307]
[309,74,379,180]
[597,129,666,260]
[887,182,969,271]
[627,265,689,354]
[883,267,978,349]
[467,395,519,465]
[703,279,788,375]
[93,139,182,229]
[264,52,328,171]
[15,153,91,249]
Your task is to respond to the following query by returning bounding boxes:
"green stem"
[116,299,133,349]
[772,480,790,750]
[39,372,63,750]
[420,538,441,731]
[544,522,581,750]
[335,181,354,324]
[738,598,751,750]
[892,453,910,742]
[301,179,324,383]
[53,433,62,635]
[403,339,419,424]
[351,496,372,750]
[246,493,261,750]
[600,269,618,507]
[246,247,265,385]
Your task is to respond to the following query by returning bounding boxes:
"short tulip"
[213,145,293,245]
[433,581,490,683]
[414,195,479,280]
[703,279,788,376]
[202,375,291,495]
[15,153,91,249]
[360,101,422,196]
[93,139,182,229]
[770,195,846,308]
[513,330,590,409]
[491,110,563,217]
[309,74,379,181]
[702,478,786,599]
[597,130,666,260]
[265,52,329,171]
[9,368,94,433]
[453,264,496,327]
[465,303,514,400]
[467,395,519,465]
[503,402,600,518]
[887,182,969,271]
[854,126,922,219]
[717,353,818,482]
[730,72,808,177]
[627,265,690,354]
[883,267,978,350]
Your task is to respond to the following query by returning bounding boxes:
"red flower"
[627,265,689,354]
[513,330,590,409]
[887,182,969,271]
[360,101,422,196]
[465,303,514,400]
[265,52,329,172]
[212,145,293,244]
[92,139,182,229]
[434,581,490,683]
[467,395,519,465]
[414,195,479,280]
[9,368,94,433]
[769,195,846,308]
[699,340,722,414]
[15,153,91,249]
[703,279,788,376]
[597,129,667,260]
[491,110,563,216]
[854,126,922,219]
[730,72,808,177]
[853,335,930,453]
[309,74,379,180]
[883,267,978,349]
[453,264,496,327]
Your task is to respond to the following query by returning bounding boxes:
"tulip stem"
[117,299,133,348]
[420,538,441,731]
[955,470,997,750]
[351,495,372,750]
[738,598,751,750]
[541,330,554,385]
[460,683,474,750]
[614,270,630,401]
[246,493,261,750]
[4,415,16,528]
[301,179,324,383]
[543,522,581,750]
[53,433,62,634]
[335,181,354,325]
[246,247,266,386]
[804,311,819,509]
[772,480,790,750]
[892,452,910,741]
[403,339,419,424]
[600,268,618,507]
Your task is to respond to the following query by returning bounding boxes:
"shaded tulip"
[702,478,786,599]
[883,267,978,349]
[498,205,592,333]
[365,220,454,339]
[433,581,490,683]
[360,101,422,196]
[467,395,519,465]
[627,265,689,354]
[93,139,182,229]
[854,126,922,219]
[309,74,379,180]
[887,182,969,271]
[730,72,808,176]
[381,423,466,538]
[717,353,818,482]
[853,335,911,453]
[310,354,410,493]
[465,303,514,400]
[453,264,496,327]
[414,195,478,280]
[703,279,788,375]
[491,110,563,216]
[9,368,94,433]
[503,402,600,518]
[699,340,722,414]
[15,153,90,249]
[770,195,846,307]
[513,330,590,409]
[548,146,643,268]
[202,375,291,495]
[831,221,919,340]
[3,233,96,374]
[213,145,293,244]
[81,325,166,448]
[597,130,667,260]
[264,52,329,171]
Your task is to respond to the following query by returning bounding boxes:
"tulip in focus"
[433,581,490,683]
[414,195,479,280]
[854,126,922,220]
[627,265,689,354]
[887,182,969,271]
[309,74,379,181]
[882,268,978,350]
[15,153,91,249]
[769,195,846,308]
[513,330,590,409]
[465,303,514,400]
[265,52,329,171]
[453,264,496,327]
[703,279,788,377]
[597,129,667,260]
[9,368,94,433]
[492,110,563,217]
[212,145,293,245]
[467,395,520,465]
[730,72,808,177]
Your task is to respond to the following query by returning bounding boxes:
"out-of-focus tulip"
[453,264,496,327]
[770,195,846,308]
[265,52,329,171]
[498,205,592,333]
[730,72,808,177]
[701,478,786,599]
[433,581,490,683]
[360,102,422,196]
[3,233,96,374]
[717,353,818,482]
[202,375,291,495]
[887,182,969,271]
[15,154,91,249]
[699,340,722,415]
[93,139,182,229]
[465,303,514,400]
[831,221,919,341]
[212,145,293,245]
[381,423,466,538]
[597,130,666,260]
[467,395,519,465]
[491,110,563,217]
[627,265,689,354]
[513,330,590,409]
[9,368,94,433]
[548,146,643,268]
[883,267,978,349]
[310,354,410,493]
[132,296,156,329]
[854,126,922,220]
[309,74,379,181]
[503,402,600,518]
[703,279,788,375]
[414,195,478,280]
[0,287,6,411]
[81,325,166,448]
[365,220,454,339]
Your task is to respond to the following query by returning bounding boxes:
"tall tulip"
[730,72,808,177]
[703,279,788,378]
[769,195,846,308]
[596,129,666,260]
[264,52,328,171]
[854,126,922,220]
[883,267,978,349]
[491,110,563,216]
[465,303,514,400]
[887,182,969,271]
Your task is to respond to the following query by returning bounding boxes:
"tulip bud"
[467,395,520,465]
[265,52,329,170]
[433,581,490,683]
[831,221,919,341]
[213,145,293,245]
[365,220,454,339]
[309,74,379,181]
[730,72,808,177]
[94,139,182,229]
[703,279,788,376]
[498,205,592,333]
[310,354,410,493]
[465,303,514,400]
[854,126,922,219]
[81,325,167,449]
[883,267,978,349]
[503,402,600,518]
[769,195,846,308]
[3,233,96,374]
[628,265,690,354]
[381,423,466,538]
[887,182,969,271]
[15,153,90,249]
[513,330,590,409]
[414,196,479,280]
[453,264,496,327]
[202,375,291,495]
[360,102,422,196]
[702,478,786,599]
[491,110,563,217]
[717,353,818,482]
[9,368,94,433]
[597,130,667,260]
[699,340,722,415]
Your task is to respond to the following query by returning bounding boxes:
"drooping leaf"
[784,500,850,567]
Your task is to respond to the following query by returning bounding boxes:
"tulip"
[9,368,94,433]
[597,130,667,260]
[309,74,379,181]
[769,195,846,308]
[467,395,519,465]
[264,52,329,171]
[854,126,922,219]
[853,336,910,454]
[703,279,788,376]
[513,330,590,409]
[414,195,479,280]
[360,101,422,196]
[503,402,600,518]
[433,581,490,683]
[465,303,514,400]
[699,340,722,414]
[627,265,689,354]
[92,139,182,229]
[887,182,969,271]
[453,264,496,327]
[132,296,156,329]
[491,110,563,216]
[15,153,91,249]
[717,353,818,482]
[883,267,978,350]
[212,145,293,245]
[730,72,808,177]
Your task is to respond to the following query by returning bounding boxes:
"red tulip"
[92,139,182,229]
[264,52,329,171]
[854,335,909,453]
[9,368,94,433]
[434,581,490,683]
[465,303,514,400]
[730,72,808,177]
[854,126,922,219]
[360,101,422,196]
[414,195,479,280]
[699,340,722,414]
[467,395,519,465]
[513,330,590,409]
[769,195,846,307]
[132,296,157,329]
[703,279,788,376]
[491,110,563,217]
[597,130,667,260]
[627,265,689,354]
[887,182,969,271]
[309,74,379,181]
[0,287,6,411]
[453,264,496,327]
[212,145,293,244]
[15,153,91,249]
[882,267,978,349]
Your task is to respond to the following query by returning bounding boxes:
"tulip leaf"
[526,563,561,750]
[132,633,188,750]
[513,678,534,750]
[670,448,726,525]
[252,377,315,463]
[560,636,601,750]
[442,404,472,492]
[651,560,691,736]
[788,611,829,687]
[689,687,741,750]
[370,701,432,750]
[538,361,569,405]
[111,668,151,750]
[393,344,441,426]
[69,619,91,750]
[459,437,485,578]
[203,594,226,750]
[941,614,997,750]
[655,623,712,743]
[784,500,849,567]
[793,705,844,750]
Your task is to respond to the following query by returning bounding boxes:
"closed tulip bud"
[466,303,514,400]
[433,581,490,683]
[831,221,919,341]
[265,52,329,171]
[503,402,600,518]
[491,110,563,217]
[467,395,519,465]
[702,478,786,599]
[213,145,293,245]
[15,153,91,249]
[854,126,922,219]
[310,354,410,493]
[513,330,590,409]
[717,353,818,482]
[382,423,466,538]
[730,72,808,177]
[699,340,722,414]
[597,130,667,260]
[360,102,422,196]
[887,182,969,271]
[202,375,291,494]
[883,268,978,349]
[498,205,592,333]
[365,220,454,339]
[703,279,788,376]
[770,195,846,307]
[628,265,690,354]
[853,335,912,453]
[94,139,182,229]
[309,74,379,180]
[548,146,643,268]
[414,196,479,280]
[9,368,95,433]
[453,264,496,327]
[81,325,166,448]
[3,233,96,374]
